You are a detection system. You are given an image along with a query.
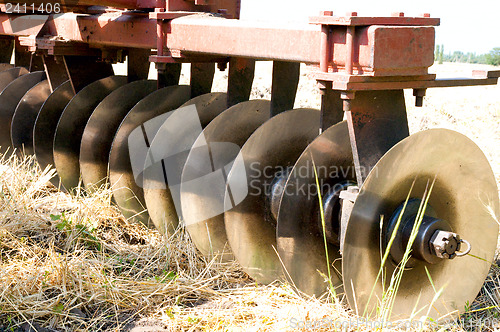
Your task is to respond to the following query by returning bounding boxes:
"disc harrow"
[181,99,271,261]
[0,5,499,321]
[109,85,191,227]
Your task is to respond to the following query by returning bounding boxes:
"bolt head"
[320,11,333,16]
[346,11,357,17]
[391,12,405,17]
[421,13,431,18]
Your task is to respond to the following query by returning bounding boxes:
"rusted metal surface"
[473,70,500,79]
[0,0,149,9]
[309,14,439,26]
[164,0,240,18]
[319,85,343,131]
[43,13,155,49]
[150,53,229,63]
[1,13,434,78]
[149,11,197,20]
[270,61,300,116]
[164,16,317,62]
[127,48,151,82]
[330,77,499,91]
[0,0,239,15]
[227,57,254,107]
[64,56,114,93]
[0,12,496,95]
[344,90,409,185]
[167,17,435,77]
[156,63,181,88]
[0,14,47,36]
[36,39,102,57]
[190,62,215,97]
[0,36,13,63]
[15,39,43,71]
[42,55,69,92]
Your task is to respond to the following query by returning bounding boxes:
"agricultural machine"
[0,0,499,320]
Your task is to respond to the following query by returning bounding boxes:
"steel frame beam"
[0,13,435,76]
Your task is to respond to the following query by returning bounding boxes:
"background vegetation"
[436,46,500,66]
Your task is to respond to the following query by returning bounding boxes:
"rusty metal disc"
[53,76,128,192]
[0,67,28,93]
[0,71,45,155]
[276,121,353,297]
[79,80,157,193]
[33,81,74,188]
[343,129,499,320]
[142,92,228,235]
[11,80,51,156]
[181,100,271,261]
[109,85,191,227]
[224,108,320,284]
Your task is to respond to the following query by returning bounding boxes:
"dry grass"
[0,62,499,331]
[0,154,249,331]
[0,153,354,331]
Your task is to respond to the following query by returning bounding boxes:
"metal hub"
[320,180,356,246]
[268,168,291,224]
[429,230,471,259]
[386,199,471,267]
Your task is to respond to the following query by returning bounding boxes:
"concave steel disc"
[0,67,28,93]
[142,93,228,235]
[0,64,13,72]
[109,85,191,227]
[224,108,320,284]
[0,71,45,155]
[181,100,271,261]
[79,80,157,192]
[33,81,74,188]
[342,129,499,320]
[53,76,127,192]
[11,80,51,156]
[277,121,353,297]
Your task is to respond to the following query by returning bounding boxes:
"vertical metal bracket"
[0,36,14,63]
[15,39,43,71]
[344,90,409,185]
[42,55,70,92]
[318,81,343,132]
[128,48,151,82]
[227,57,255,107]
[270,61,300,116]
[339,185,359,254]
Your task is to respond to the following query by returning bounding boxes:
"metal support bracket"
[0,36,14,63]
[227,57,255,107]
[270,61,300,116]
[344,90,409,185]
[339,185,359,254]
